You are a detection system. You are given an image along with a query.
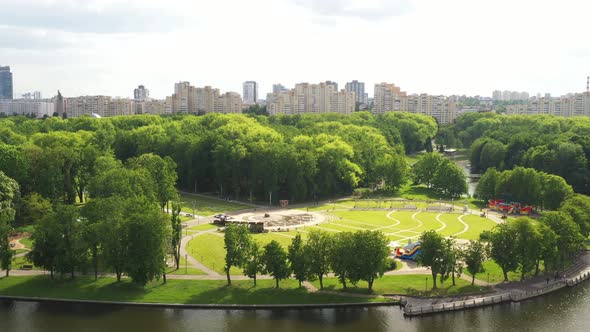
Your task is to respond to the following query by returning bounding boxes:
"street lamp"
[425,277,428,291]
[192,201,196,219]
[185,254,188,274]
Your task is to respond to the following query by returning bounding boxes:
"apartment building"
[373,82,407,114]
[506,94,590,117]
[64,96,135,117]
[166,82,239,114]
[242,81,258,105]
[0,99,55,118]
[266,82,355,115]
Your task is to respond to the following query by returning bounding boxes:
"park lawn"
[186,233,241,275]
[11,255,41,270]
[463,260,522,283]
[167,268,207,276]
[387,211,421,230]
[179,215,193,222]
[12,249,28,255]
[329,219,380,230]
[15,225,35,234]
[300,200,355,212]
[309,223,356,233]
[188,223,219,231]
[0,276,386,305]
[397,183,457,201]
[331,210,408,228]
[19,237,33,249]
[313,275,489,296]
[252,232,298,249]
[438,213,468,237]
[177,192,251,216]
[414,212,445,233]
[457,214,497,240]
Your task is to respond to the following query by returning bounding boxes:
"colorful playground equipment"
[488,199,533,215]
[395,240,422,261]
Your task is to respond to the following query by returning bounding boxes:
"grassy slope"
[313,275,489,297]
[0,276,383,305]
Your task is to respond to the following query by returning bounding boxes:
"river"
[1,282,589,332]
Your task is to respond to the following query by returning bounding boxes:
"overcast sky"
[1,0,589,99]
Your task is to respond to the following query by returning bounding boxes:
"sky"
[1,0,589,99]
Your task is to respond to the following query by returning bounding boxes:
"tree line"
[0,112,436,205]
[224,225,392,291]
[437,113,590,195]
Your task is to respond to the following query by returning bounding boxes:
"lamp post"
[192,201,196,220]
[425,277,428,292]
[185,254,188,274]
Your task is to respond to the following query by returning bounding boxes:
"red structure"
[488,199,533,215]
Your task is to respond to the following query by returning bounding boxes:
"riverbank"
[0,276,392,307]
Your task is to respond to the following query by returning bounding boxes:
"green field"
[313,275,489,296]
[463,260,524,283]
[19,237,33,249]
[188,223,220,231]
[177,192,251,216]
[0,276,384,305]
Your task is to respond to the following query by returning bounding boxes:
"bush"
[386,258,398,271]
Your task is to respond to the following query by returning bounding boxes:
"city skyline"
[1,0,589,99]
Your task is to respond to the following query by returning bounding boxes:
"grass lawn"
[186,233,238,275]
[15,225,35,234]
[11,255,41,270]
[177,192,251,216]
[12,249,28,255]
[167,268,207,276]
[313,274,489,297]
[19,237,33,249]
[188,223,220,231]
[0,276,386,305]
[459,214,497,240]
[463,260,522,283]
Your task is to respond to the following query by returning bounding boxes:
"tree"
[355,231,390,292]
[431,159,468,198]
[474,168,499,202]
[16,192,52,226]
[0,171,19,276]
[262,240,291,288]
[462,240,487,285]
[541,173,573,210]
[440,238,461,286]
[170,202,182,270]
[244,241,264,287]
[330,232,357,289]
[488,223,519,281]
[559,194,590,237]
[224,224,252,286]
[305,230,332,290]
[541,211,584,270]
[123,197,169,286]
[513,218,542,281]
[412,152,444,188]
[288,234,308,288]
[128,154,178,210]
[538,224,558,275]
[415,230,447,289]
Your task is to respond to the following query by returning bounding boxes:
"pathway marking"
[435,213,447,232]
[453,215,470,237]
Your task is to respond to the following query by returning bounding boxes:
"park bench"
[20,264,33,270]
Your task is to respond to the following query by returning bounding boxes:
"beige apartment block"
[166,82,238,114]
[218,92,243,114]
[506,94,589,117]
[373,82,407,114]
[266,82,354,115]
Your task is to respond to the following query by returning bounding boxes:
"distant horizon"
[1,0,589,99]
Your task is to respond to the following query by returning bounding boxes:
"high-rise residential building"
[373,82,407,114]
[345,80,367,104]
[272,84,288,93]
[134,85,150,101]
[324,81,338,91]
[165,82,239,114]
[266,82,354,115]
[0,99,55,118]
[242,81,258,105]
[506,93,590,117]
[22,91,42,100]
[492,90,502,101]
[502,90,511,101]
[64,96,135,117]
[0,66,13,100]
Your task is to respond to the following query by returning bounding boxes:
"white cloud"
[291,0,414,21]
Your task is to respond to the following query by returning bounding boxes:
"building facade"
[345,80,368,105]
[373,82,407,114]
[165,82,240,114]
[134,85,150,101]
[272,84,288,93]
[506,94,590,117]
[64,96,135,117]
[242,81,258,105]
[266,82,355,115]
[0,99,54,118]
[0,66,13,100]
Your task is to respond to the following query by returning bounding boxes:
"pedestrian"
[546,277,550,285]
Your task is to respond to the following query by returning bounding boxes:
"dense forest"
[437,113,590,195]
[0,112,437,204]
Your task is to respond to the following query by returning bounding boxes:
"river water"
[1,282,589,332]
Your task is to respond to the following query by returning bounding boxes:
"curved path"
[435,213,447,232]
[452,214,470,237]
[180,230,221,276]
